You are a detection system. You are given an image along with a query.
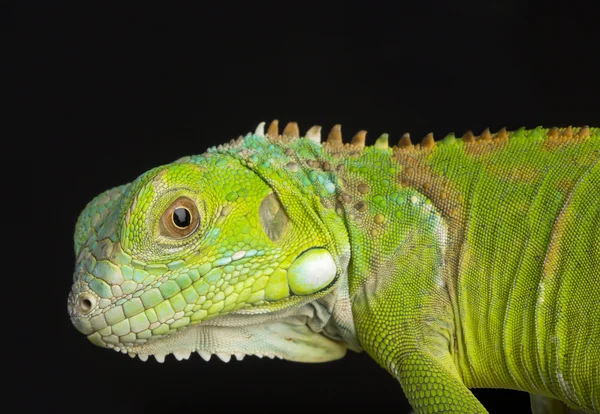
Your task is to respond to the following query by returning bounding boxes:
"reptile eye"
[160,197,199,239]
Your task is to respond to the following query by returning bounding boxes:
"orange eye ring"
[159,196,200,239]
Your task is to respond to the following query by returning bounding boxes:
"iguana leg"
[348,192,488,412]
[395,350,486,413]
[352,274,488,413]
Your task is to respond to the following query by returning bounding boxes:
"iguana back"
[450,128,599,407]
[427,128,594,402]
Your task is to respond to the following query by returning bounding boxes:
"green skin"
[68,123,599,413]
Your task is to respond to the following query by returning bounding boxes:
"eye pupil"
[172,207,191,228]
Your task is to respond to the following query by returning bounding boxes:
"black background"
[19,2,600,414]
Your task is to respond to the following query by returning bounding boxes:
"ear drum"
[259,193,291,243]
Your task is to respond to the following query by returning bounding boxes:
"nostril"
[81,298,92,311]
[77,294,96,314]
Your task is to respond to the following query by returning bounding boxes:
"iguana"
[68,121,599,413]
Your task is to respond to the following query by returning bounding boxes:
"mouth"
[85,301,348,364]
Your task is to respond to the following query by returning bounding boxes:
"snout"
[67,290,98,336]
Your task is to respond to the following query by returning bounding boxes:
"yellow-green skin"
[68,124,599,413]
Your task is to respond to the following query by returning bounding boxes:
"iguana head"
[68,122,357,363]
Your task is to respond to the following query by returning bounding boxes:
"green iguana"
[68,121,599,413]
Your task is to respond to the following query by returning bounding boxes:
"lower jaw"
[87,302,348,364]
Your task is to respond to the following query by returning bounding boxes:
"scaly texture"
[68,121,599,413]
